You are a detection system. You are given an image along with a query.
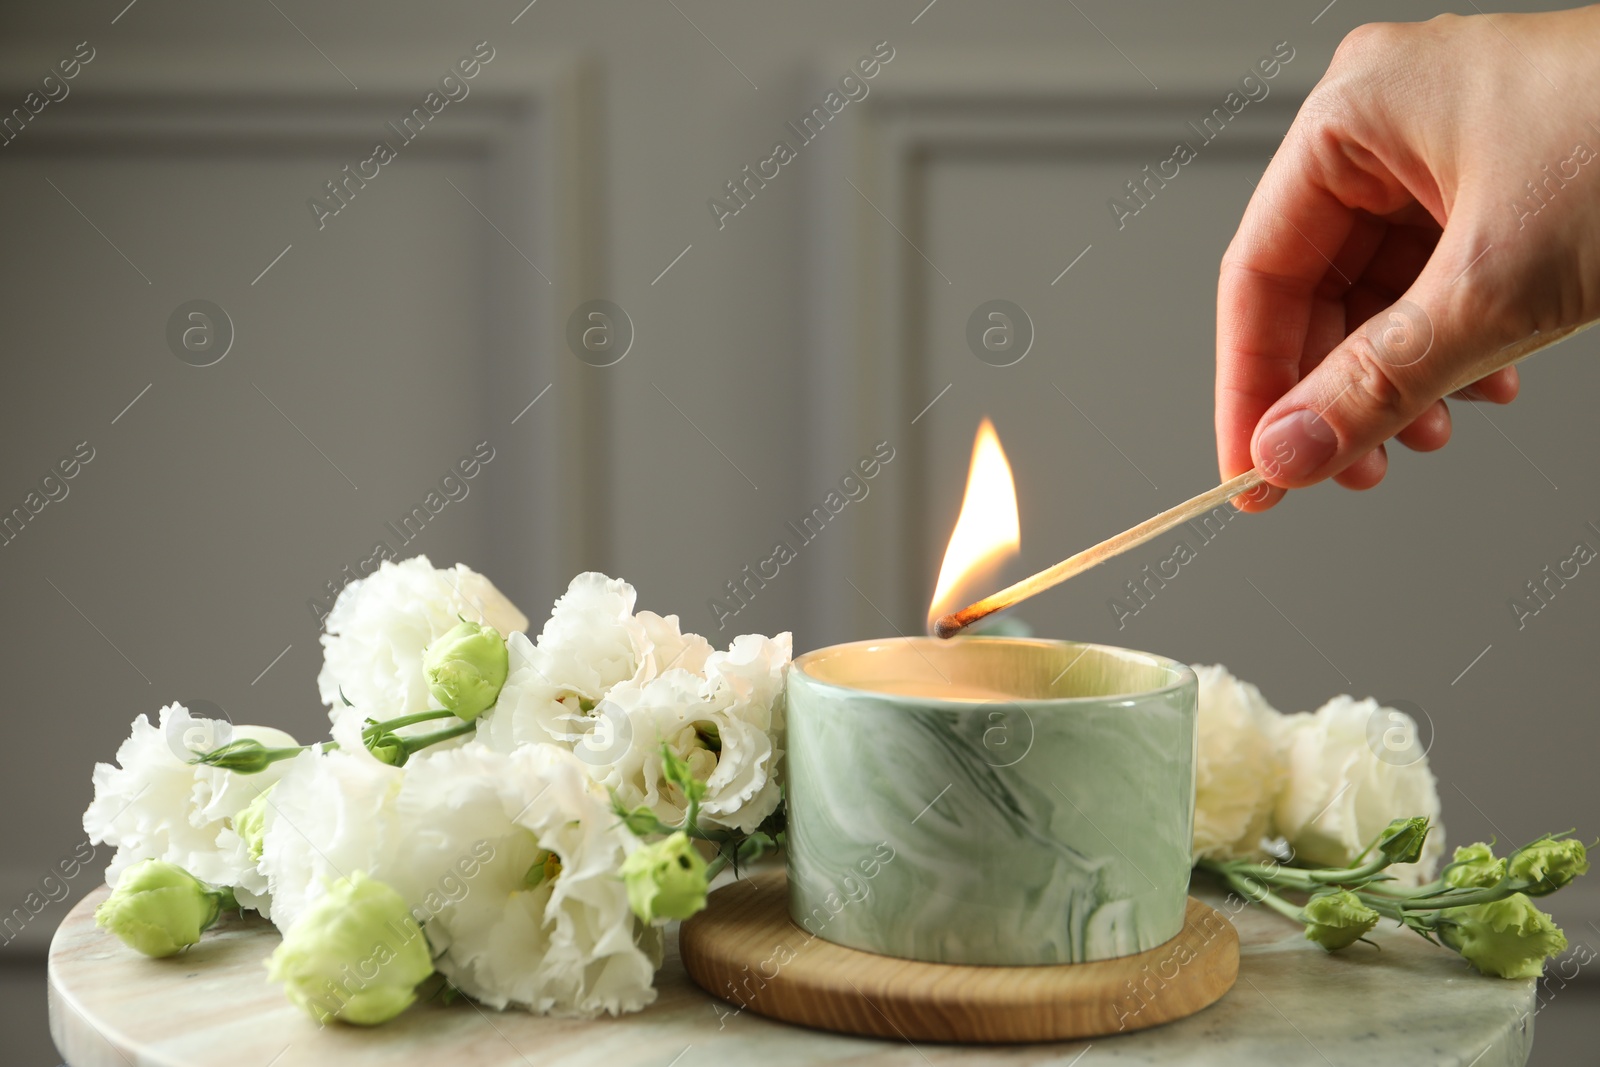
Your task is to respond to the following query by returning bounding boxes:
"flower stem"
[1223,854,1392,890]
[1351,890,1407,922]
[1358,879,1446,900]
[1202,862,1306,924]
[398,721,476,761]
[364,709,454,735]
[1385,883,1531,911]
[704,852,731,882]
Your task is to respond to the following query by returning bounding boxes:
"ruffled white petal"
[388,743,658,1015]
[476,574,789,835]
[1190,665,1286,860]
[1275,695,1443,885]
[316,555,528,722]
[257,746,405,930]
[82,704,298,909]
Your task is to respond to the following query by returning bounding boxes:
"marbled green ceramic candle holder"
[785,637,1197,966]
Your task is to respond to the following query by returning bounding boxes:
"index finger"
[1216,134,1365,507]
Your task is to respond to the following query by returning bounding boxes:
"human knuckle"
[1340,333,1413,421]
[1300,104,1358,174]
[1293,86,1340,135]
[1332,21,1402,65]
[1426,11,1468,33]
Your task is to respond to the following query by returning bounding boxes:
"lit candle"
[780,418,1199,968]
[784,635,1198,967]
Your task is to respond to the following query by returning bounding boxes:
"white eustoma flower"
[598,632,790,834]
[587,669,717,818]
[317,555,528,726]
[476,575,712,752]
[82,703,298,912]
[474,632,584,753]
[525,573,712,697]
[257,746,405,931]
[697,632,789,831]
[476,572,789,833]
[524,572,648,698]
[1275,695,1444,886]
[387,742,659,1016]
[1190,665,1286,861]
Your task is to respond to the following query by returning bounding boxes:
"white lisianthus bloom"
[387,742,659,1016]
[521,573,713,698]
[474,631,575,753]
[598,632,790,834]
[1275,695,1444,886]
[530,572,650,697]
[697,633,789,831]
[317,555,528,726]
[588,669,718,819]
[1190,665,1287,861]
[476,575,713,753]
[257,747,405,931]
[82,704,298,913]
[475,572,789,833]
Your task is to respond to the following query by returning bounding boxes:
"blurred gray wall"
[1,1,1595,1061]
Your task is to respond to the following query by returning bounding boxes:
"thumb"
[1249,279,1507,488]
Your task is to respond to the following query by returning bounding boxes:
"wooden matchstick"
[931,469,1266,638]
[933,321,1597,639]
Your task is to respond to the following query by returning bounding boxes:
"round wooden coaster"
[680,870,1238,1044]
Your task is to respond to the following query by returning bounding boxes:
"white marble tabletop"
[49,877,1536,1067]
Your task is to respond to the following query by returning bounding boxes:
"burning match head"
[931,608,985,639]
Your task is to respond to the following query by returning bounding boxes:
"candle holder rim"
[789,635,1196,706]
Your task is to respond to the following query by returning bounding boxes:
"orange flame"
[928,418,1020,626]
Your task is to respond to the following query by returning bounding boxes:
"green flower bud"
[94,860,223,958]
[190,738,291,774]
[1508,837,1589,896]
[266,871,433,1026]
[422,620,508,721]
[620,831,708,924]
[1441,893,1568,979]
[234,786,275,863]
[1301,889,1381,951]
[364,730,408,767]
[1444,842,1506,889]
[1375,817,1431,867]
[659,744,707,805]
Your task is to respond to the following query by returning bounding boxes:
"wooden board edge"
[681,876,1239,1044]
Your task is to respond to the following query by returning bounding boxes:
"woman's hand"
[1217,8,1600,510]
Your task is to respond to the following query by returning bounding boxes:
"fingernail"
[1255,409,1338,482]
